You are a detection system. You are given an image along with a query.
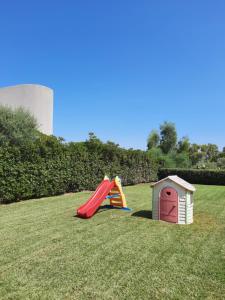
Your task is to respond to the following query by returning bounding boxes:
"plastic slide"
[77,178,115,218]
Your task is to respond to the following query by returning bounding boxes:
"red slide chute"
[77,178,115,218]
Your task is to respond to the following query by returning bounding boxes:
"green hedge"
[0,136,157,204]
[158,168,225,185]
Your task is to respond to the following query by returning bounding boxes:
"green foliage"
[147,148,190,169]
[147,130,160,150]
[146,122,190,169]
[206,144,219,161]
[173,152,191,168]
[87,131,102,144]
[159,168,225,185]
[217,157,225,169]
[202,161,218,169]
[188,143,219,167]
[159,121,177,154]
[146,122,224,170]
[189,144,203,165]
[0,135,157,204]
[147,147,163,163]
[177,136,190,153]
[0,105,39,146]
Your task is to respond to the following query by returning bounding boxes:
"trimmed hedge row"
[158,168,225,185]
[0,136,157,204]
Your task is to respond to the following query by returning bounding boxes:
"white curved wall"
[0,84,53,135]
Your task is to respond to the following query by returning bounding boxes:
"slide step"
[110,202,123,206]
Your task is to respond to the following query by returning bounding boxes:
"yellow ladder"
[109,176,127,208]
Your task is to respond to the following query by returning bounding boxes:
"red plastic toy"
[77,176,128,218]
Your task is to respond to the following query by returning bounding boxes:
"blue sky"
[0,1,225,149]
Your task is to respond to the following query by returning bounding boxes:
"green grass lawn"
[1,184,225,299]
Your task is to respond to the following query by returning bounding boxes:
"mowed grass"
[1,184,225,299]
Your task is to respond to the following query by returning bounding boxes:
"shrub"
[0,105,39,146]
[158,168,225,185]
[0,136,158,204]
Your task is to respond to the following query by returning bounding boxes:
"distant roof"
[151,175,196,192]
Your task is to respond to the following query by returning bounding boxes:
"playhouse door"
[160,187,178,223]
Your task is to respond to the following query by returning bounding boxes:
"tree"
[177,136,190,153]
[188,143,202,166]
[0,105,39,146]
[217,157,225,169]
[190,143,219,165]
[147,147,163,162]
[147,130,160,150]
[174,152,191,168]
[160,152,177,168]
[159,121,177,154]
[190,152,204,166]
[87,132,102,144]
[206,144,219,161]
[189,143,200,154]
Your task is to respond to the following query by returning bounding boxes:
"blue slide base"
[100,205,132,211]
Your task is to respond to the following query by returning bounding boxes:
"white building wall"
[0,84,53,135]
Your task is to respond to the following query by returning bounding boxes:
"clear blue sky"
[0,1,225,149]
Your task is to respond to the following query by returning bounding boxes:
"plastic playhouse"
[151,175,196,224]
[77,176,130,218]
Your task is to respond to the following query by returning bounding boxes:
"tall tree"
[159,121,177,154]
[147,130,160,150]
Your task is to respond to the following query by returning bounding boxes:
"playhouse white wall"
[152,179,193,224]
[186,192,193,224]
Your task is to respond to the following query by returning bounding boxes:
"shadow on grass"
[132,210,152,219]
